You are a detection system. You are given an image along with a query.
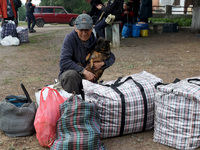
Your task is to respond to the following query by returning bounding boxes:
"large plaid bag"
[17,27,29,43]
[83,71,162,138]
[51,94,106,150]
[154,77,200,150]
[1,21,17,39]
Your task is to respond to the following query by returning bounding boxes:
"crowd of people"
[84,0,152,37]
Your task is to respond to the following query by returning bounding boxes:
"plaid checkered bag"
[51,94,106,150]
[154,77,200,149]
[83,71,162,138]
[1,21,17,39]
[17,27,29,43]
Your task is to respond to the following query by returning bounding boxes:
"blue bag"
[132,24,141,37]
[122,23,132,38]
[6,95,28,107]
[138,22,149,30]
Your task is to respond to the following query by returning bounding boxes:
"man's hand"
[96,4,103,10]
[83,69,96,82]
[93,61,105,71]
[0,15,2,18]
[124,11,129,14]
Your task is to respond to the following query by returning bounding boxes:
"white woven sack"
[154,77,200,150]
[35,85,72,106]
[83,71,162,138]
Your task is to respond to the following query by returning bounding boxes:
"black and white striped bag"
[154,77,200,150]
[83,71,162,138]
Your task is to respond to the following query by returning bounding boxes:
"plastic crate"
[163,23,178,33]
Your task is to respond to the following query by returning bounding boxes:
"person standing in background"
[127,0,140,24]
[13,0,22,26]
[139,0,152,23]
[83,0,104,25]
[13,0,21,26]
[0,0,17,27]
[121,2,134,26]
[25,0,36,33]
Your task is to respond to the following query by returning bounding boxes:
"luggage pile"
[0,20,29,46]
[122,22,149,38]
[1,71,200,149]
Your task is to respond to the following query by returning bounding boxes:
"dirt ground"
[0,24,200,150]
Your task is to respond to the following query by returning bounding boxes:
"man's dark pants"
[60,70,84,99]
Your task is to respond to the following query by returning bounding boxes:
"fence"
[152,5,193,18]
[153,5,193,14]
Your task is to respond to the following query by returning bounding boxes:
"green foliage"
[40,0,108,14]
[40,0,88,14]
[18,5,26,21]
[149,17,192,26]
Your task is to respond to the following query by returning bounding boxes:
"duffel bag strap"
[188,78,200,86]
[103,76,148,135]
[155,78,180,88]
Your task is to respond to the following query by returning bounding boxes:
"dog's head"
[94,37,110,53]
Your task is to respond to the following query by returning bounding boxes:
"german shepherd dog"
[85,37,111,82]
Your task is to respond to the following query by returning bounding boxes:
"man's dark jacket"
[59,30,115,78]
[13,0,21,11]
[101,0,124,21]
[87,0,104,23]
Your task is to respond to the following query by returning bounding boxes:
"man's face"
[75,26,93,42]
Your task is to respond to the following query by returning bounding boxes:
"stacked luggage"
[1,71,200,149]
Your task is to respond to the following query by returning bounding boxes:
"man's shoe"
[29,29,36,33]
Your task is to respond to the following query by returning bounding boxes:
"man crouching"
[58,14,115,98]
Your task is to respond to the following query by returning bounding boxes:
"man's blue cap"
[75,14,93,30]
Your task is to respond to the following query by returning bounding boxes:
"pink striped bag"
[83,71,162,138]
[154,77,200,149]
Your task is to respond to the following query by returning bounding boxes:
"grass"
[149,17,192,26]
[18,21,27,26]
[3,78,13,84]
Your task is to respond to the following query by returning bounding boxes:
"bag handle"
[188,78,200,86]
[40,87,64,107]
[20,83,32,103]
[154,78,180,88]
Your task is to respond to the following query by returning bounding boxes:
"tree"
[40,0,90,14]
[18,5,26,21]
[40,0,108,14]
[191,0,200,32]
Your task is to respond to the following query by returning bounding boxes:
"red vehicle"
[33,6,79,27]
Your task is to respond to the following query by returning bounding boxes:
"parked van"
[33,6,79,27]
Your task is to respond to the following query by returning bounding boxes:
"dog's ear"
[96,33,100,39]
[105,40,110,48]
[105,40,110,43]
